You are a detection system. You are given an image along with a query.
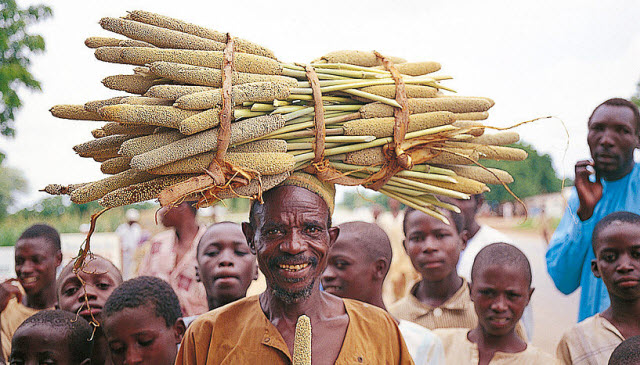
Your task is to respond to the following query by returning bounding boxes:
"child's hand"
[575,160,603,221]
[0,279,22,312]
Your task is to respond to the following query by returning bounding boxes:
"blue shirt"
[546,162,640,321]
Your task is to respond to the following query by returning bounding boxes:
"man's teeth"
[23,277,36,284]
[279,263,310,272]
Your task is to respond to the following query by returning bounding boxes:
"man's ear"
[328,226,340,249]
[373,258,388,281]
[591,259,601,278]
[174,318,187,344]
[242,222,256,254]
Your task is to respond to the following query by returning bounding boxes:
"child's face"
[592,222,640,301]
[321,231,376,302]
[403,210,466,281]
[103,306,185,365]
[57,257,121,323]
[197,224,257,306]
[10,324,87,365]
[470,264,533,336]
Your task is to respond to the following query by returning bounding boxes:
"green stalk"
[286,142,340,150]
[329,161,457,182]
[413,194,462,213]
[251,103,276,112]
[388,176,469,199]
[294,125,457,163]
[379,188,450,224]
[341,88,401,108]
[274,128,343,140]
[289,136,375,143]
[411,164,456,176]
[313,63,390,74]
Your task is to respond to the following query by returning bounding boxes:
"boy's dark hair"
[608,336,640,365]
[471,242,532,285]
[403,207,465,235]
[592,211,640,251]
[589,98,640,136]
[17,309,93,363]
[103,276,182,327]
[18,224,61,251]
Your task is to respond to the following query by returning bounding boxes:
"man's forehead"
[590,104,636,127]
[259,186,329,220]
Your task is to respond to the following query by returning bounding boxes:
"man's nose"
[421,237,439,253]
[280,231,306,254]
[79,284,98,302]
[599,128,616,147]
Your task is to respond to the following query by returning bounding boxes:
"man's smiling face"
[243,185,338,304]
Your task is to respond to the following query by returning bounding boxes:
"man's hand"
[575,160,603,221]
[0,279,22,312]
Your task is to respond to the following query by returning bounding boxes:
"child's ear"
[526,287,535,306]
[468,281,474,302]
[174,318,187,344]
[591,259,602,278]
[252,261,259,281]
[402,239,407,252]
[195,266,201,282]
[372,258,388,281]
[459,229,469,251]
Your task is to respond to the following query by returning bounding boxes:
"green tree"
[482,142,566,203]
[632,80,640,108]
[0,0,51,143]
[0,163,27,219]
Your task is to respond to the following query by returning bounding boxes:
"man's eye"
[603,253,617,262]
[235,251,249,256]
[266,228,282,235]
[632,250,640,259]
[479,289,495,297]
[306,226,321,234]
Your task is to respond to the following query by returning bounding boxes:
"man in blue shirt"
[546,98,640,321]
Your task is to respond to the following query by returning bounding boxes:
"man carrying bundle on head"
[546,98,640,321]
[176,172,413,364]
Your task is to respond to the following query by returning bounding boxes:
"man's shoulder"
[193,296,260,326]
[343,299,397,328]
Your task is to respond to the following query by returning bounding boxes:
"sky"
[3,0,640,209]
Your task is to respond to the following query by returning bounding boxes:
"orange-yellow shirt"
[176,295,414,364]
[1,298,48,361]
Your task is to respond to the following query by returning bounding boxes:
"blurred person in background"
[138,202,208,316]
[378,198,420,303]
[116,208,143,280]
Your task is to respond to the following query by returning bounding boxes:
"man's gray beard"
[271,279,315,304]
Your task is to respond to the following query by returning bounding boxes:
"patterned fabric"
[1,298,49,361]
[434,328,558,364]
[137,227,208,316]
[176,295,414,364]
[556,314,624,365]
